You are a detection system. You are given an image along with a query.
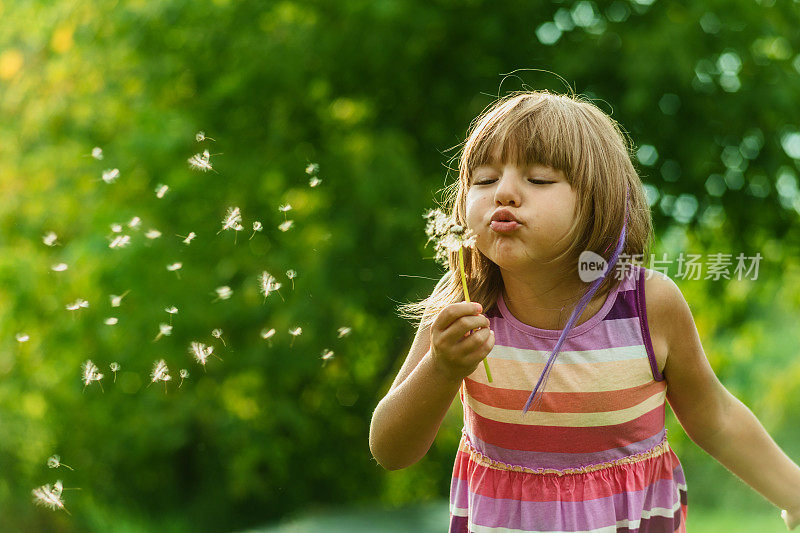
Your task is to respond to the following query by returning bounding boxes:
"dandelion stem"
[459,246,492,383]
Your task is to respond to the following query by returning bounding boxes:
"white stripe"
[490,343,648,365]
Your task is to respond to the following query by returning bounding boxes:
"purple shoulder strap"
[635,266,665,382]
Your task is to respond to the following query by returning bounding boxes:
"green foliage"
[1,0,800,531]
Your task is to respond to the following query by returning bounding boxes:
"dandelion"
[278,220,294,232]
[109,235,131,248]
[320,349,335,367]
[66,299,89,311]
[128,216,141,229]
[308,176,322,187]
[218,206,242,234]
[81,359,104,391]
[150,359,171,392]
[153,323,172,342]
[285,269,297,290]
[42,232,59,246]
[145,229,162,239]
[179,368,189,387]
[91,146,103,160]
[258,271,283,302]
[47,455,73,470]
[104,317,118,326]
[110,223,122,233]
[155,184,169,198]
[187,149,215,173]
[250,221,262,240]
[211,328,226,347]
[195,131,215,142]
[189,341,215,369]
[110,291,129,307]
[101,168,120,183]
[422,208,490,382]
[32,482,69,514]
[16,333,30,343]
[305,163,319,175]
[260,327,276,347]
[288,326,302,347]
[337,326,352,338]
[214,286,233,301]
[110,362,120,382]
[51,263,68,272]
[179,232,196,245]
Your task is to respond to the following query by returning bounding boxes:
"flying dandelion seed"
[258,271,283,302]
[288,327,302,347]
[305,163,319,175]
[179,368,189,387]
[51,263,68,272]
[278,220,294,232]
[128,216,141,229]
[109,235,131,249]
[101,168,120,183]
[187,150,215,173]
[110,223,122,233]
[286,269,297,289]
[250,221,262,240]
[91,147,103,160]
[195,131,215,142]
[47,455,73,470]
[66,299,89,311]
[165,306,178,325]
[81,359,104,391]
[189,341,215,369]
[260,327,276,347]
[179,232,196,245]
[218,206,242,235]
[110,291,129,307]
[32,482,69,514]
[155,184,169,198]
[278,204,293,215]
[320,349,334,366]
[211,328,226,347]
[16,333,30,343]
[104,317,118,326]
[42,232,59,247]
[214,286,233,301]
[145,229,162,239]
[110,362,120,382]
[150,359,171,392]
[337,326,352,338]
[308,176,322,187]
[153,323,172,342]
[166,262,183,278]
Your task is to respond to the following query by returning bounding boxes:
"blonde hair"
[398,89,654,332]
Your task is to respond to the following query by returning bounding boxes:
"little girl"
[369,90,800,532]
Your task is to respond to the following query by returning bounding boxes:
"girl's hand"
[430,302,494,383]
[782,506,800,530]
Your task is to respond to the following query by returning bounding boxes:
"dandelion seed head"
[188,152,213,172]
[305,163,319,175]
[278,220,294,232]
[180,369,189,378]
[286,269,297,279]
[150,359,171,383]
[166,262,182,272]
[165,306,178,315]
[337,326,352,338]
[308,176,322,187]
[128,216,141,229]
[155,184,169,198]
[16,332,30,343]
[189,342,213,365]
[195,131,207,142]
[51,263,68,272]
[42,232,58,246]
[81,359,103,386]
[423,208,477,265]
[108,235,131,249]
[258,271,281,298]
[104,317,118,326]
[32,483,66,511]
[215,286,233,300]
[211,328,223,339]
[145,229,162,239]
[289,327,303,337]
[260,327,276,339]
[91,147,103,160]
[220,207,242,232]
[110,362,120,372]
[252,221,262,232]
[102,168,120,183]
[47,455,61,468]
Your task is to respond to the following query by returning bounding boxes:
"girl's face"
[465,158,578,270]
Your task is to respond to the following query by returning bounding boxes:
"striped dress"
[449,264,688,532]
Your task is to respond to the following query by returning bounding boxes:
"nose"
[494,173,522,206]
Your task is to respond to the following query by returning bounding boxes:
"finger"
[458,326,491,350]
[433,302,482,333]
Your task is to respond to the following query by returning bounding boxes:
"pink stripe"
[490,315,645,352]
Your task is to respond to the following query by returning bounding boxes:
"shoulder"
[640,268,688,375]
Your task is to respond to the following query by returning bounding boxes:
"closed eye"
[472,178,554,185]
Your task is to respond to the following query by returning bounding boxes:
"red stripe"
[465,378,665,413]
[467,403,666,453]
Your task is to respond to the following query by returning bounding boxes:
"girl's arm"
[647,273,800,525]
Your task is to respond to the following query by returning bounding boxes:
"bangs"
[464,99,574,179]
